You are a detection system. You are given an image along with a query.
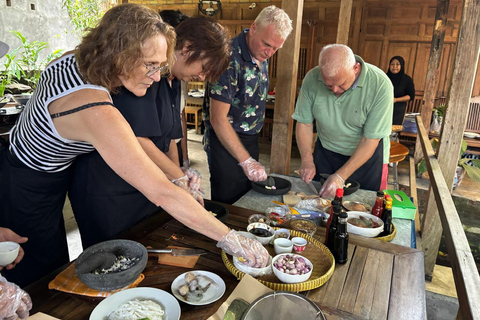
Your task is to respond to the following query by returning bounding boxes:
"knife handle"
[147,249,172,254]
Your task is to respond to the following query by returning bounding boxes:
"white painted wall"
[0,0,78,64]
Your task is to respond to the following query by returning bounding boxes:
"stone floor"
[63,129,468,319]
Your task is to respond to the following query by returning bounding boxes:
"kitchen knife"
[147,248,207,256]
[307,181,319,195]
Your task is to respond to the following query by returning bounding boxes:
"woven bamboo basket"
[222,230,335,292]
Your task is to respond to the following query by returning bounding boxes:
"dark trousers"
[208,130,259,204]
[0,147,70,287]
[313,138,384,191]
[69,151,158,249]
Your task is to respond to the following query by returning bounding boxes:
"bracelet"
[333,173,345,187]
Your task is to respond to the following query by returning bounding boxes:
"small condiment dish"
[274,228,291,240]
[292,237,307,253]
[248,214,271,225]
[274,238,293,255]
[0,241,20,266]
[0,241,20,267]
[233,255,272,277]
[247,223,275,245]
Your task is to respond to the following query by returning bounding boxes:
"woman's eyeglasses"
[144,63,169,77]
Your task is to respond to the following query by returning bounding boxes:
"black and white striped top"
[9,53,111,172]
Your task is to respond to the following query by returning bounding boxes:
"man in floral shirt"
[203,5,292,204]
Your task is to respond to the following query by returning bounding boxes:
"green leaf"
[417,158,427,175]
[460,163,480,183]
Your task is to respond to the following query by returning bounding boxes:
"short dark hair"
[76,4,176,93]
[174,16,231,82]
[159,9,189,28]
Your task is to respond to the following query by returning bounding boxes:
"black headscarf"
[386,56,405,88]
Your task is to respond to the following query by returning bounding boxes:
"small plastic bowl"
[248,214,271,225]
[271,253,313,284]
[233,255,272,277]
[274,238,293,255]
[0,241,20,266]
[247,223,275,245]
[347,211,384,237]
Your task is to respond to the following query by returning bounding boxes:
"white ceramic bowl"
[0,241,20,266]
[347,211,384,237]
[246,223,275,245]
[274,238,293,255]
[274,228,291,240]
[271,253,313,284]
[233,255,272,277]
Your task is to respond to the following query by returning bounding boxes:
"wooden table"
[25,205,426,320]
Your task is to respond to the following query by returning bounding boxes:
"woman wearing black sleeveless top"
[386,56,415,125]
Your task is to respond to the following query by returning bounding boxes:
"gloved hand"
[181,167,203,194]
[319,173,344,198]
[182,159,190,168]
[217,230,269,268]
[0,276,32,320]
[0,228,27,271]
[298,161,316,184]
[238,157,267,182]
[172,175,205,206]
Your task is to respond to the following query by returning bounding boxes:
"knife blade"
[307,181,319,195]
[147,248,207,256]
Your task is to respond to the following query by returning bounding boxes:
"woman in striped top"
[0,4,268,287]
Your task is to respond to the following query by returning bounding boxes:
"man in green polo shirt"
[293,44,393,197]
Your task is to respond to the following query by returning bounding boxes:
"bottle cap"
[336,188,344,197]
[376,191,384,197]
[331,199,339,206]
[339,211,348,218]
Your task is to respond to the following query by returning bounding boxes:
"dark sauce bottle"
[379,199,393,237]
[326,200,341,251]
[334,211,349,264]
[325,188,344,245]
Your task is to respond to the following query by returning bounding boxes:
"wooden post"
[269,0,304,174]
[422,0,480,279]
[336,0,353,45]
[306,20,318,71]
[413,0,450,163]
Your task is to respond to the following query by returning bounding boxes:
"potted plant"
[417,138,480,188]
[430,104,445,134]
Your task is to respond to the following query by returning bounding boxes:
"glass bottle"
[371,191,385,218]
[380,199,393,237]
[325,188,344,244]
[334,210,349,264]
[326,201,341,251]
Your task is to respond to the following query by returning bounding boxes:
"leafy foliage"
[62,0,106,37]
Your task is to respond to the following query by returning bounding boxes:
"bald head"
[319,44,356,79]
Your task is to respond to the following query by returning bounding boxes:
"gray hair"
[254,5,293,40]
[319,44,356,78]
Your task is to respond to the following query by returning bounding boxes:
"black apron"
[0,145,70,287]
[313,138,384,191]
[69,80,182,249]
[208,130,259,204]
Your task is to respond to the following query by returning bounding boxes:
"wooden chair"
[389,140,410,190]
[185,81,206,134]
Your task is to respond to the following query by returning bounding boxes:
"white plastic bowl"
[271,253,313,284]
[233,255,272,277]
[347,211,384,237]
[246,223,275,245]
[0,241,20,266]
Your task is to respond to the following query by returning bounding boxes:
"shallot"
[273,254,311,275]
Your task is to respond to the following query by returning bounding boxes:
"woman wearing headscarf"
[386,56,415,125]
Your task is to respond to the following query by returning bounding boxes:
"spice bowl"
[271,253,313,284]
[290,219,318,237]
[247,223,275,245]
[274,238,293,255]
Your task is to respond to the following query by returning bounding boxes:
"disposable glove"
[238,157,267,182]
[319,173,344,198]
[0,276,32,320]
[217,230,269,268]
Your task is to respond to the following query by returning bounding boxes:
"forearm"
[394,95,411,103]
[137,137,184,180]
[296,122,315,164]
[336,137,379,180]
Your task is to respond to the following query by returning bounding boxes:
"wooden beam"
[416,116,480,319]
[269,0,304,174]
[409,157,422,251]
[336,0,353,45]
[422,0,480,280]
[414,0,450,163]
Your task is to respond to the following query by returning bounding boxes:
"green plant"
[417,138,480,183]
[434,104,446,118]
[62,0,105,37]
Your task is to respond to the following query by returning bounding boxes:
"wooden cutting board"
[27,313,60,320]
[149,245,200,268]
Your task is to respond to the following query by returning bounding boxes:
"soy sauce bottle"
[334,210,349,264]
[379,198,393,237]
[326,200,341,251]
[325,188,344,245]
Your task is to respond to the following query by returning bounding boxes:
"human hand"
[0,228,27,271]
[172,174,205,206]
[0,276,32,320]
[217,230,269,268]
[181,167,203,193]
[298,161,316,184]
[319,173,344,198]
[182,159,190,168]
[238,157,267,182]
